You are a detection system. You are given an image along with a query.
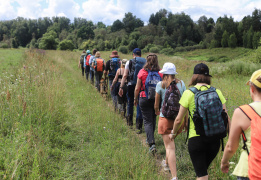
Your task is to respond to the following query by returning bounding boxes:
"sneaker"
[161,160,170,171]
[171,177,178,180]
[149,144,156,154]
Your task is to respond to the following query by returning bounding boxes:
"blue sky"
[1,0,260,25]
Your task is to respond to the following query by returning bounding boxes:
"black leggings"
[188,136,220,177]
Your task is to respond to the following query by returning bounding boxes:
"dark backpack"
[189,86,227,138]
[129,57,146,84]
[80,53,85,64]
[109,58,121,76]
[144,70,162,100]
[162,81,181,120]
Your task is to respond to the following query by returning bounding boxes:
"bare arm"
[154,92,161,115]
[134,78,142,106]
[221,108,250,173]
[169,105,187,139]
[118,68,129,97]
[111,69,120,90]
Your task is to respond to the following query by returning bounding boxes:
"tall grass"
[0,48,255,179]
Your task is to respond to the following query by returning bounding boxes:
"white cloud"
[82,0,125,25]
[0,0,259,25]
[41,0,80,21]
[0,1,16,20]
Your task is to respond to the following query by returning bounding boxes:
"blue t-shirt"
[89,55,95,71]
[155,80,186,117]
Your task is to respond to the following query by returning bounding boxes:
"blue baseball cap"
[133,48,141,54]
[86,50,91,54]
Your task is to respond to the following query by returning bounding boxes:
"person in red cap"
[104,50,121,111]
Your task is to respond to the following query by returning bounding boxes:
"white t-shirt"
[125,61,132,85]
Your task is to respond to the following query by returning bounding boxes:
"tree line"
[0,8,261,54]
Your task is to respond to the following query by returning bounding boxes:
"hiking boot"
[161,159,170,171]
[149,144,156,154]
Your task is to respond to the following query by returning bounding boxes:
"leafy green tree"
[128,39,138,51]
[77,26,94,40]
[214,24,223,47]
[221,30,229,47]
[39,30,58,50]
[247,26,254,48]
[252,32,261,49]
[111,20,124,32]
[252,9,261,32]
[123,12,144,33]
[97,39,105,51]
[228,33,237,48]
[58,40,74,50]
[97,22,106,29]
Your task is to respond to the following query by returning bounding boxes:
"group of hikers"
[79,48,261,180]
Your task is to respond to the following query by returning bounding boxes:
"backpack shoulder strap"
[239,104,260,120]
[189,87,198,94]
[239,104,261,155]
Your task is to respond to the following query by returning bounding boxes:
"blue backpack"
[189,86,227,138]
[109,58,121,76]
[129,57,146,85]
[144,70,162,100]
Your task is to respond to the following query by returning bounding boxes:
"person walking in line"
[134,53,163,153]
[170,63,230,180]
[154,62,186,179]
[110,59,128,116]
[79,50,86,76]
[104,51,121,112]
[89,49,97,85]
[119,48,145,132]
[92,51,105,91]
[221,69,261,180]
[84,50,91,81]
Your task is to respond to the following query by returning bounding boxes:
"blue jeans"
[109,79,117,110]
[89,70,94,84]
[127,85,135,119]
[94,71,103,91]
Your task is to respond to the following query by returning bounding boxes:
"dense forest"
[0,8,261,54]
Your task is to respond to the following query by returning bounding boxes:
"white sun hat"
[159,62,178,75]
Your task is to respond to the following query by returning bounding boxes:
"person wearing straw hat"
[110,59,128,116]
[221,69,261,180]
[104,50,121,111]
[154,62,186,180]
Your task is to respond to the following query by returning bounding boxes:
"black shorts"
[188,136,220,177]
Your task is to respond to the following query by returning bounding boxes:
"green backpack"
[80,53,86,64]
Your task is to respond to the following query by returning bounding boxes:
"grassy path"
[46,51,171,179]
[2,48,248,179]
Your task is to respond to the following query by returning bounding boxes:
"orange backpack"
[94,58,104,72]
[240,104,261,180]
[86,55,91,66]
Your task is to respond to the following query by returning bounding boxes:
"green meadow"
[0,48,261,179]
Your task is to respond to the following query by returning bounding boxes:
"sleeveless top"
[232,101,261,177]
[117,68,124,82]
